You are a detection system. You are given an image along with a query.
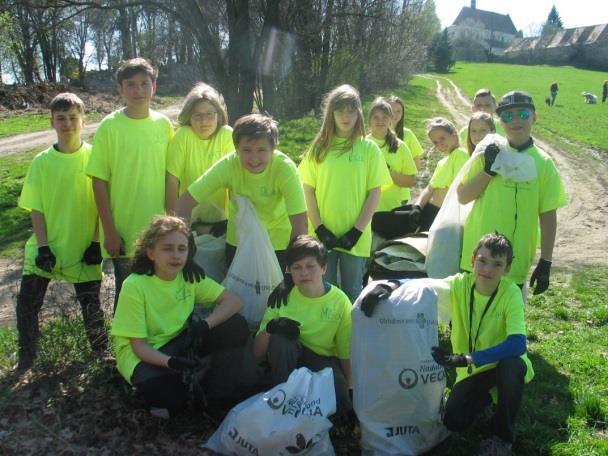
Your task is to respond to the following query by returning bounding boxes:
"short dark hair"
[232,113,278,149]
[49,92,85,115]
[473,232,514,265]
[286,235,327,268]
[115,57,157,84]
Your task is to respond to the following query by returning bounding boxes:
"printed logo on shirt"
[320,306,341,322]
[348,149,364,163]
[259,186,277,197]
[175,284,193,303]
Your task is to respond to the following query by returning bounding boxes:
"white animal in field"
[581,91,597,104]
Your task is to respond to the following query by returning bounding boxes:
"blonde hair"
[307,84,365,163]
[368,97,399,153]
[466,112,495,155]
[130,216,191,276]
[426,117,457,136]
[49,92,85,115]
[178,82,228,132]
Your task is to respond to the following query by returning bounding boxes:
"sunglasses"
[499,109,531,123]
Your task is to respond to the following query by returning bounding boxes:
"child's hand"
[167,356,196,371]
[483,143,500,176]
[338,227,363,250]
[266,317,300,340]
[82,241,103,265]
[267,274,294,309]
[104,229,124,257]
[529,258,551,295]
[315,224,339,250]
[35,246,56,273]
[360,282,395,317]
[431,346,468,367]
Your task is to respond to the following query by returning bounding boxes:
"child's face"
[117,72,156,109]
[289,255,326,292]
[499,107,536,147]
[469,119,493,147]
[471,246,510,292]
[472,96,496,115]
[369,110,391,138]
[333,106,358,138]
[146,231,189,281]
[236,136,273,174]
[389,101,403,128]
[428,128,459,154]
[51,107,84,141]
[190,100,218,140]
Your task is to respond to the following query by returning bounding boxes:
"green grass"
[440,62,608,151]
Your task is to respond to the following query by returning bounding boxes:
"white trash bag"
[222,196,283,328]
[194,234,227,283]
[203,367,336,455]
[352,279,449,455]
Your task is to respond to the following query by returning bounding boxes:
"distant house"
[447,0,521,58]
[504,23,608,70]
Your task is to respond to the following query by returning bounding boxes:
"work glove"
[267,273,294,309]
[431,346,468,367]
[400,204,422,226]
[529,258,552,295]
[315,224,339,250]
[360,282,395,317]
[484,143,500,176]
[82,241,103,265]
[35,246,56,273]
[266,317,301,341]
[338,227,363,251]
[167,356,197,372]
[187,313,211,353]
[182,233,206,283]
[209,220,227,237]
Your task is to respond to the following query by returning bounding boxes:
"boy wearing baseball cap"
[457,91,567,294]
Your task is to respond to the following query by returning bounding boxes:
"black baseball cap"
[496,91,535,114]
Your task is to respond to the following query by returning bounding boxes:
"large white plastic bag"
[352,280,449,455]
[194,233,227,283]
[222,196,283,328]
[203,367,336,455]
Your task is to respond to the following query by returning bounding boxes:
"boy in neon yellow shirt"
[457,91,567,292]
[16,93,107,371]
[86,58,176,309]
[253,235,352,418]
[176,114,307,271]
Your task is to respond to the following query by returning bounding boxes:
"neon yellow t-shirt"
[86,109,174,258]
[367,134,417,211]
[460,143,567,283]
[166,125,233,216]
[111,273,224,383]
[459,119,506,147]
[299,137,392,258]
[404,128,424,160]
[257,284,352,359]
[187,150,306,250]
[19,143,101,283]
[448,272,534,385]
[429,147,469,189]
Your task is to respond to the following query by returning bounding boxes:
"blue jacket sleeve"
[471,334,527,367]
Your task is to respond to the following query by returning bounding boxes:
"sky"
[433,0,608,36]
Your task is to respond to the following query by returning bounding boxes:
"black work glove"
[209,220,227,237]
[529,258,552,295]
[35,246,56,273]
[361,282,395,317]
[267,273,294,309]
[182,233,206,283]
[315,224,339,250]
[484,143,500,176]
[187,313,211,353]
[167,356,196,371]
[82,241,103,265]
[338,227,363,251]
[266,317,301,341]
[431,346,468,367]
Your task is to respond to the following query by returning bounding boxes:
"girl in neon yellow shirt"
[466,112,496,156]
[387,95,425,169]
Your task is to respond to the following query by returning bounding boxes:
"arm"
[165,173,180,215]
[354,187,381,231]
[92,177,122,257]
[31,210,48,246]
[539,210,557,261]
[176,191,198,224]
[253,330,271,359]
[340,358,352,387]
[130,337,170,368]
[414,156,421,170]
[390,170,416,188]
[288,212,308,240]
[457,171,492,204]
[205,289,243,329]
[470,334,527,367]
[303,184,322,229]
[414,185,433,208]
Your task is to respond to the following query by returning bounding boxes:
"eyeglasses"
[499,109,531,123]
[191,111,217,122]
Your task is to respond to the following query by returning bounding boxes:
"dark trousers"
[132,313,249,413]
[16,274,108,365]
[443,357,526,443]
[419,203,440,232]
[225,243,287,273]
[111,258,131,313]
[267,335,352,418]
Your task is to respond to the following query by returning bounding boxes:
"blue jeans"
[112,258,131,313]
[325,251,367,302]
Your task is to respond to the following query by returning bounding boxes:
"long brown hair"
[368,97,399,153]
[387,95,405,140]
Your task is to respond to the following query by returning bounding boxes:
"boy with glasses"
[457,91,567,294]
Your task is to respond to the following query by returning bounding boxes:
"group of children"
[15,56,566,454]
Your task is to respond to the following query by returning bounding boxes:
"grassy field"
[441,62,608,151]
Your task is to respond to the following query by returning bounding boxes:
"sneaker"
[149,407,170,419]
[476,435,512,456]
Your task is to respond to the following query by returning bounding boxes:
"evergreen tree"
[430,29,454,73]
[542,5,563,36]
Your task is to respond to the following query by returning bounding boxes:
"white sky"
[434,0,608,36]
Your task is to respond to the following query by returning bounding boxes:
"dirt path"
[0,104,182,156]
[429,75,608,269]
